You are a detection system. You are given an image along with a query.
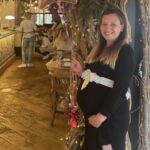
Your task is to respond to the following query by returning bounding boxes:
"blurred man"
[18,12,37,68]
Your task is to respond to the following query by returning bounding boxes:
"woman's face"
[100,14,124,46]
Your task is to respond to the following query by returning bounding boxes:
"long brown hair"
[86,8,128,69]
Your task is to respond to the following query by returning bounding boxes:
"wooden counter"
[0,29,16,74]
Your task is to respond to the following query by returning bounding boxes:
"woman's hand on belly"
[88,113,107,128]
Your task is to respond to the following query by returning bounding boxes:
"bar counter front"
[0,29,16,74]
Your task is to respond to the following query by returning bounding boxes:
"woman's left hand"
[88,113,107,128]
[71,56,83,76]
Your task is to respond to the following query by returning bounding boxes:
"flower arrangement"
[68,102,80,128]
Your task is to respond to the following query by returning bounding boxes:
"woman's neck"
[106,41,113,47]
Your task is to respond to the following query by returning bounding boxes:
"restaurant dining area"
[0,56,68,150]
[0,0,150,150]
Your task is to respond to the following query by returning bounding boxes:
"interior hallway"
[0,57,68,150]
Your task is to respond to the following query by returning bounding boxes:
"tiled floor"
[0,57,69,150]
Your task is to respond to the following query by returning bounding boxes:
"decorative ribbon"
[80,69,131,100]
[81,69,114,90]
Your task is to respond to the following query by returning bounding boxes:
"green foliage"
[106,1,119,9]
[76,0,103,20]
[76,0,118,21]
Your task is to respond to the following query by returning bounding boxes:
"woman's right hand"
[71,56,83,77]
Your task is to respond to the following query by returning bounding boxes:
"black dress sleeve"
[100,44,135,118]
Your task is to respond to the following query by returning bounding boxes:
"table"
[48,62,70,126]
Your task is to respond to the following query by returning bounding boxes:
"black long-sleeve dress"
[77,44,135,150]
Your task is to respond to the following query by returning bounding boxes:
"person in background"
[48,0,64,23]
[18,12,37,68]
[43,27,74,59]
[35,32,52,60]
[53,27,74,51]
[71,8,135,150]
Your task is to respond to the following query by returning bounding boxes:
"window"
[34,13,53,26]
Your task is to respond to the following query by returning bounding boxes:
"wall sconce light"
[5,15,15,20]
[5,15,15,28]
